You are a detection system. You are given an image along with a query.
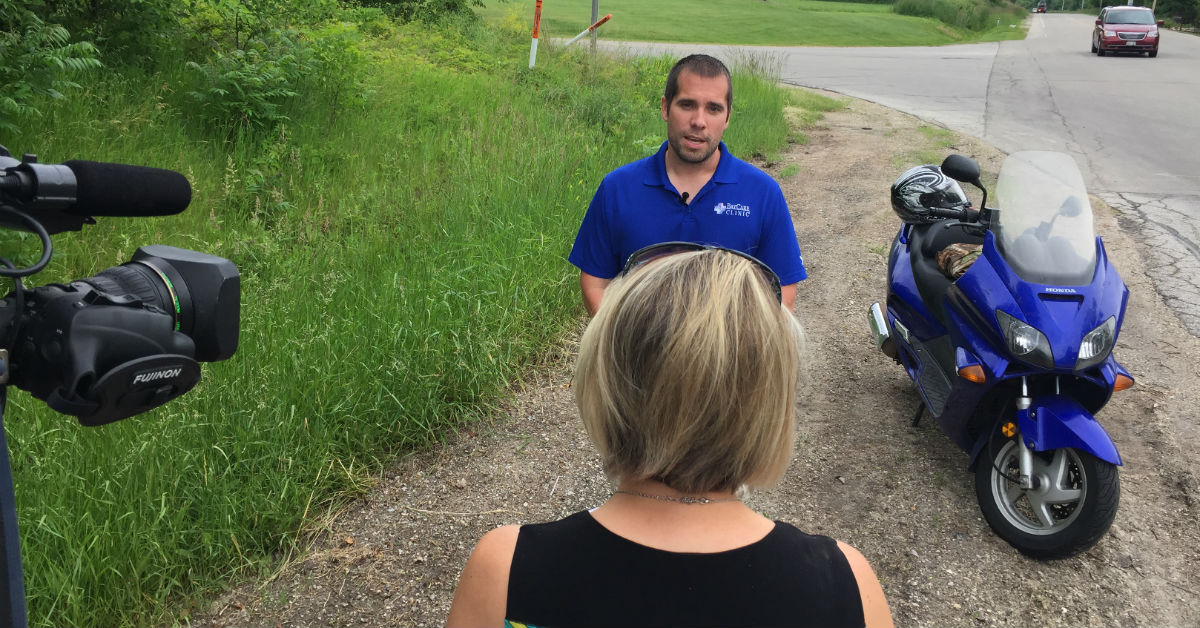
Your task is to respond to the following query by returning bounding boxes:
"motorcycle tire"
[975,436,1119,560]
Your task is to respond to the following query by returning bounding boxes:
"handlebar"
[928,206,968,220]
[925,206,990,240]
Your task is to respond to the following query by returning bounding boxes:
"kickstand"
[911,402,925,427]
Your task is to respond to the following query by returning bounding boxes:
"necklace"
[613,490,740,505]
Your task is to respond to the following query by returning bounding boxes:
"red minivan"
[1092,6,1163,57]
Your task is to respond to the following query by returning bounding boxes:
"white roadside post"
[564,13,612,47]
[529,0,544,69]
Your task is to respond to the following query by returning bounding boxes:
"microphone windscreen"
[64,160,192,217]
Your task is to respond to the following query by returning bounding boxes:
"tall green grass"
[0,17,810,627]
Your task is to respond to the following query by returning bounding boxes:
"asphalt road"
[589,15,1200,336]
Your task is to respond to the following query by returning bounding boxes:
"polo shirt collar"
[645,141,738,188]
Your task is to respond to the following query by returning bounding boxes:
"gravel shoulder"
[195,91,1200,628]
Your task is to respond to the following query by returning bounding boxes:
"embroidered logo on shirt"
[714,202,751,217]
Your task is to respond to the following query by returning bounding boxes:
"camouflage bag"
[937,243,983,279]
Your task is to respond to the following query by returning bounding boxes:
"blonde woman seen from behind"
[448,246,894,628]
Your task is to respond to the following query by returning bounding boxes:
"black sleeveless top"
[505,510,865,628]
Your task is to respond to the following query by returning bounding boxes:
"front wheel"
[975,437,1119,559]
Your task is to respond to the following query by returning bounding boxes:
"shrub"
[357,0,484,23]
[182,22,371,137]
[894,0,998,31]
[0,0,101,134]
[183,31,307,135]
[1158,0,1199,24]
[59,0,185,65]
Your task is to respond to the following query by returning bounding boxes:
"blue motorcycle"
[868,151,1134,559]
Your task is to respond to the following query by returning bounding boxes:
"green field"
[482,0,1028,45]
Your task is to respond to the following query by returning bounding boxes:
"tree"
[0,0,101,134]
[1157,0,1199,24]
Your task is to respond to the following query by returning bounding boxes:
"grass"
[890,124,958,167]
[974,19,1035,42]
[0,16,820,627]
[482,0,1028,46]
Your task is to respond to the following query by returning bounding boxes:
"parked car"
[1092,5,1162,57]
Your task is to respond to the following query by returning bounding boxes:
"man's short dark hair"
[664,54,732,110]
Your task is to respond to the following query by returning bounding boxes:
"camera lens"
[78,245,238,362]
[132,246,239,362]
[83,263,182,331]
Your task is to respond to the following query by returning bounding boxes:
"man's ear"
[661,95,669,121]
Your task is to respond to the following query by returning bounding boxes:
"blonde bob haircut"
[575,249,806,494]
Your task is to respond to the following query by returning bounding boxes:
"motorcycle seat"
[909,221,986,327]
[916,220,985,260]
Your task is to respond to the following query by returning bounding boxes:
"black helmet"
[890,165,970,223]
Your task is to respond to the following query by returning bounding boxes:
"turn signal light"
[1114,373,1134,391]
[958,364,986,383]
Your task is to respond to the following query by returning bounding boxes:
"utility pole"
[591,0,599,54]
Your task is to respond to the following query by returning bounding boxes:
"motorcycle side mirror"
[941,154,990,223]
[1059,195,1084,217]
[941,154,981,186]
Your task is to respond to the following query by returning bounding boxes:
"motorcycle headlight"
[996,310,1054,368]
[1076,316,1116,371]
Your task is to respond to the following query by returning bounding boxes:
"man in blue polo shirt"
[568,54,807,316]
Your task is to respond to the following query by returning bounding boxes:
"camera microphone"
[1,158,191,233]
[1,159,191,216]
[63,160,192,217]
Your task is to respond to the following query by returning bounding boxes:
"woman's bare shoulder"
[836,540,895,628]
[445,525,521,628]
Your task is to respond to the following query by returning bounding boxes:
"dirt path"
[196,92,1200,627]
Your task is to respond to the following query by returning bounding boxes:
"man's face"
[661,70,730,165]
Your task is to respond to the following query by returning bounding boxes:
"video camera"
[0,143,240,627]
[0,144,239,425]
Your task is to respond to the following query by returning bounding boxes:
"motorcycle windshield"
[994,151,1097,286]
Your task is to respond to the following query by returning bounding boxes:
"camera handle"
[0,386,29,628]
